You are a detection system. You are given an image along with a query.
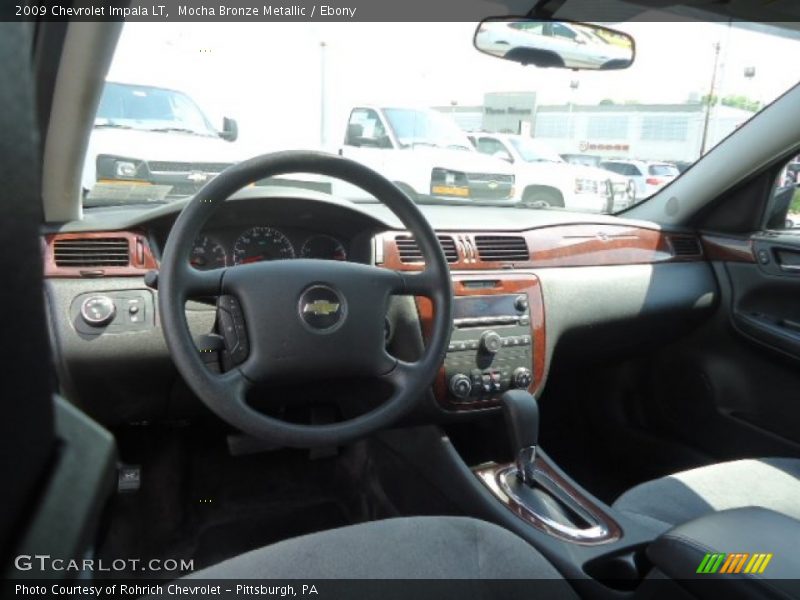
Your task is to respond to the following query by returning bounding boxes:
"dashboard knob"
[512,367,533,389]
[80,295,116,327]
[480,330,503,354]
[514,294,529,312]
[449,374,473,399]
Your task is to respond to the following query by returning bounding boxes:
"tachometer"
[190,236,227,270]
[233,227,295,264]
[300,235,348,261]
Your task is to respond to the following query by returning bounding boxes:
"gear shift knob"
[500,390,539,485]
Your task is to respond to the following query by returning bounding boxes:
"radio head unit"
[444,293,534,406]
[453,294,531,328]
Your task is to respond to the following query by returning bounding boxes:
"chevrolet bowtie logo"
[303,300,340,316]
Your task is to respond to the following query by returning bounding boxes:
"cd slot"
[453,315,527,327]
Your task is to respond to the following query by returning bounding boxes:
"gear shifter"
[500,390,539,486]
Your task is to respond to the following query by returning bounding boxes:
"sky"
[106,21,800,157]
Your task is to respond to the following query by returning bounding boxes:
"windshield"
[384,108,473,151]
[96,82,217,137]
[509,137,564,163]
[648,164,680,177]
[82,22,800,212]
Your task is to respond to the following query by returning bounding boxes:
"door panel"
[729,235,800,361]
[643,235,800,459]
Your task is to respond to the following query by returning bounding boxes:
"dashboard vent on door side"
[669,236,703,257]
[53,237,131,267]
[396,235,459,263]
[474,235,530,262]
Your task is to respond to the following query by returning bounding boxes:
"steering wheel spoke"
[184,266,226,297]
[395,268,441,297]
[379,356,417,391]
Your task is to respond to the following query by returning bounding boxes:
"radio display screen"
[454,295,519,319]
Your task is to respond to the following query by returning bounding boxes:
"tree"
[599,99,615,105]
[721,95,761,112]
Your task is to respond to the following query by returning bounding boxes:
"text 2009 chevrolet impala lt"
[4,2,800,599]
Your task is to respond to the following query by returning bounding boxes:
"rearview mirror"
[474,18,635,70]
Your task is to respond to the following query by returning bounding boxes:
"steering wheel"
[159,151,453,448]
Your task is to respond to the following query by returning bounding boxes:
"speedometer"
[233,227,295,264]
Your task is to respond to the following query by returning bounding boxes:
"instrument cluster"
[189,226,349,271]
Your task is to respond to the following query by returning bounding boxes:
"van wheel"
[522,188,564,208]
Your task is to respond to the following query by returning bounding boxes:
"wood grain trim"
[43,231,158,278]
[474,455,622,545]
[417,273,545,411]
[380,224,702,271]
[701,234,756,263]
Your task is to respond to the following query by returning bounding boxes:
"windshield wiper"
[148,126,212,137]
[93,122,135,130]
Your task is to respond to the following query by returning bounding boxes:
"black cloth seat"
[186,516,576,596]
[613,457,800,533]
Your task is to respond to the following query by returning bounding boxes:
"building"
[436,92,755,163]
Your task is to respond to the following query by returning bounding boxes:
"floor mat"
[97,423,376,577]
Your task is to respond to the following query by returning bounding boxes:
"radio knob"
[514,294,529,312]
[449,374,473,399]
[480,330,503,354]
[80,295,116,327]
[512,367,533,389]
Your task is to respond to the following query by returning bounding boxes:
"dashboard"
[141,195,382,272]
[41,191,723,426]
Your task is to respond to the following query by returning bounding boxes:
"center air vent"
[474,236,529,262]
[396,235,458,263]
[53,237,130,267]
[670,236,702,257]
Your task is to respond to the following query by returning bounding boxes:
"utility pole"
[699,42,721,156]
[568,79,579,147]
[320,41,327,148]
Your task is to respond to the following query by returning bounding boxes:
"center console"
[417,273,546,411]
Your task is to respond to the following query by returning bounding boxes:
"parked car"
[600,159,680,199]
[83,82,241,203]
[470,133,636,212]
[339,106,515,204]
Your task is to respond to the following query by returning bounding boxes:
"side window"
[552,23,578,41]
[601,162,623,175]
[476,137,513,162]
[510,22,545,36]
[345,108,392,148]
[766,155,800,230]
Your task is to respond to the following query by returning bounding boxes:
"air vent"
[474,235,530,262]
[53,237,130,267]
[396,235,458,263]
[670,236,702,257]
